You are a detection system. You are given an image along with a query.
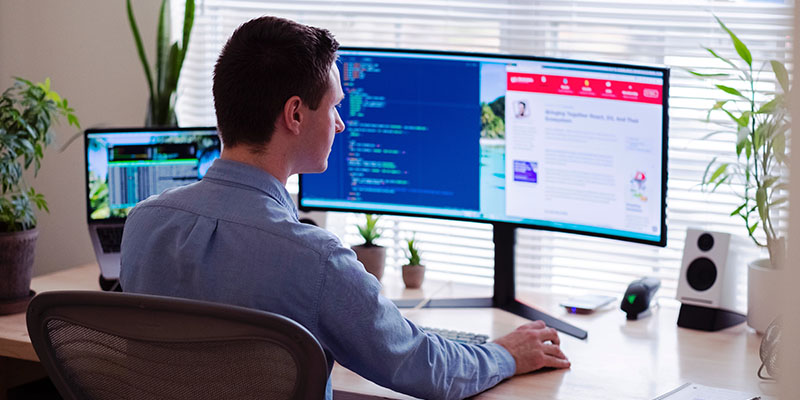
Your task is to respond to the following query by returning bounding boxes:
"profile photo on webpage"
[515,100,529,118]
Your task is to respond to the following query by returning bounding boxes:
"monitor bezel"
[84,126,220,225]
[299,47,669,247]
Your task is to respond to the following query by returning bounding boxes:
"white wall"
[0,0,158,276]
[781,6,800,397]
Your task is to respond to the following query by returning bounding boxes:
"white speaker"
[676,228,746,330]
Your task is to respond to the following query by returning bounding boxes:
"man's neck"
[220,145,291,185]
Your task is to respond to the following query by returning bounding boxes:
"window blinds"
[174,0,793,309]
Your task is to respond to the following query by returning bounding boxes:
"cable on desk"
[410,281,453,311]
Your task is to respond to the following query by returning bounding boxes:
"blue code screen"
[302,54,481,211]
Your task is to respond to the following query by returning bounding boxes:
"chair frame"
[26,290,328,400]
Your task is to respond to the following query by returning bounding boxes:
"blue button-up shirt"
[120,159,515,400]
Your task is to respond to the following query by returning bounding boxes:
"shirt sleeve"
[313,241,516,400]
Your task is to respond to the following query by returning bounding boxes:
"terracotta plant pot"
[402,264,425,289]
[747,258,783,333]
[0,229,38,314]
[352,245,386,281]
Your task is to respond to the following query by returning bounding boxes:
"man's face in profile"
[298,63,346,174]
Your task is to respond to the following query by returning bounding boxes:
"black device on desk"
[299,47,670,340]
[620,277,661,320]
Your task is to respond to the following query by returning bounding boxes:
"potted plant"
[126,0,195,126]
[694,16,789,332]
[0,77,79,314]
[352,214,386,281]
[402,235,425,289]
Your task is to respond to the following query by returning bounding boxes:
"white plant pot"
[747,258,783,333]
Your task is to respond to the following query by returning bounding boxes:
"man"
[121,16,569,400]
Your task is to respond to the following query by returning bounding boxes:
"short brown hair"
[213,16,339,147]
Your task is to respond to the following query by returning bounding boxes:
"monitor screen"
[300,48,668,246]
[85,127,221,222]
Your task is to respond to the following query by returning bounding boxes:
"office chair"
[26,290,328,400]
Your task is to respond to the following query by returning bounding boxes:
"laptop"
[84,127,221,280]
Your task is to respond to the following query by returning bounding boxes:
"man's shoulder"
[129,186,343,256]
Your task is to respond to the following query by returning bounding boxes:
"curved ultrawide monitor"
[300,48,668,247]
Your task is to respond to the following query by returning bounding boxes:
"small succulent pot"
[402,264,425,289]
[353,244,386,281]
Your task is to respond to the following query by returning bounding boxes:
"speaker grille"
[686,257,717,291]
[697,233,714,251]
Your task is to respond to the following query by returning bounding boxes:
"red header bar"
[507,72,663,105]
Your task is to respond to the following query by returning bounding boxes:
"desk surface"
[0,264,776,400]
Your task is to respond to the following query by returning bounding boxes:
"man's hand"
[493,320,570,375]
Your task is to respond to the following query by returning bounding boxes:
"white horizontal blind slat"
[175,0,792,311]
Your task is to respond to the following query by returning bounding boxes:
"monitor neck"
[492,223,516,307]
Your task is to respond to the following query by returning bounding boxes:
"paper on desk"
[652,382,765,400]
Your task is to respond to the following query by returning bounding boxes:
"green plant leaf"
[773,130,786,164]
[770,60,789,94]
[164,43,181,93]
[688,70,729,78]
[757,98,779,114]
[156,0,170,97]
[357,214,382,246]
[67,113,80,129]
[716,84,747,100]
[713,175,728,191]
[745,140,752,160]
[771,197,788,207]
[704,47,737,70]
[708,163,729,185]
[752,124,764,151]
[706,100,730,121]
[749,221,759,235]
[730,203,746,216]
[715,15,752,66]
[180,0,196,71]
[406,235,421,265]
[756,187,767,222]
[701,157,718,185]
[126,0,155,102]
[762,176,779,188]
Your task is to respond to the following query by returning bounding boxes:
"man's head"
[213,16,341,149]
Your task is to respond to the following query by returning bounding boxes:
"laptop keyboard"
[420,326,489,345]
[97,226,124,253]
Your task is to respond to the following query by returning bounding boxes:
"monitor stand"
[393,222,588,340]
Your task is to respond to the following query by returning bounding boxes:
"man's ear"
[282,95,303,136]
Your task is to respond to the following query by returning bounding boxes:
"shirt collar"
[203,159,298,220]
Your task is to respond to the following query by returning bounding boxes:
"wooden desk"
[0,265,776,400]
[332,283,775,399]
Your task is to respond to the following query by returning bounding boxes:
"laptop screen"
[85,127,221,223]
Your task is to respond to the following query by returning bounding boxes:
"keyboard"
[420,326,489,345]
[97,226,124,253]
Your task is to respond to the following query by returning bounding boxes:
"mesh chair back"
[26,291,328,400]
